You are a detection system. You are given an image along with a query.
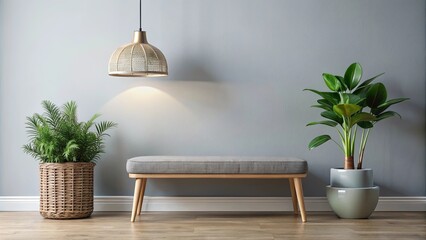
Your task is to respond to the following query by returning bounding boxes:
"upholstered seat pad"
[126,156,308,174]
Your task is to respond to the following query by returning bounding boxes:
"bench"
[126,156,308,222]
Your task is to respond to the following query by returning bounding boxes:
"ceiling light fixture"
[108,0,168,77]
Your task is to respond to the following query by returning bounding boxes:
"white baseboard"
[0,196,425,212]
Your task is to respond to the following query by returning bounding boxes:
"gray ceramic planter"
[330,168,373,188]
[327,168,379,218]
[326,186,379,218]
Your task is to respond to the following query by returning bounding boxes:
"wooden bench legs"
[129,174,307,223]
[131,178,147,222]
[291,178,307,222]
[137,179,147,216]
[289,178,299,214]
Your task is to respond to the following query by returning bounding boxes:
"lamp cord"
[139,0,142,31]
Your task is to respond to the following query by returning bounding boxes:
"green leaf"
[372,97,408,115]
[353,84,373,99]
[304,89,339,105]
[344,63,363,90]
[41,100,62,128]
[366,83,387,108]
[323,73,342,92]
[357,121,374,129]
[374,98,409,113]
[83,113,101,133]
[321,111,343,124]
[311,105,331,111]
[333,104,361,117]
[375,111,401,121]
[95,121,118,137]
[62,101,78,123]
[308,135,331,150]
[339,93,364,105]
[354,72,384,92]
[350,112,376,127]
[306,121,338,127]
[63,140,79,160]
[335,75,347,91]
[353,85,370,96]
[317,99,333,110]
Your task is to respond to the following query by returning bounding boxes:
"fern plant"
[23,101,117,163]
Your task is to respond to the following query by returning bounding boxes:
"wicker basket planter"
[39,162,95,219]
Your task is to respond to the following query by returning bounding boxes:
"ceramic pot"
[326,186,379,218]
[330,168,373,188]
[327,168,379,219]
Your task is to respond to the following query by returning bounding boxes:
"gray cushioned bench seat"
[127,156,309,223]
[126,156,308,174]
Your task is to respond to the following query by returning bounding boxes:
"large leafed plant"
[305,63,408,169]
[23,101,117,163]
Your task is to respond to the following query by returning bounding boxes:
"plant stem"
[342,117,354,169]
[334,128,345,153]
[352,125,357,157]
[357,128,371,169]
[345,156,354,169]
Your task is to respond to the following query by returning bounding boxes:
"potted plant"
[305,62,408,218]
[23,100,116,219]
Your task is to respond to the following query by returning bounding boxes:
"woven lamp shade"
[109,31,168,77]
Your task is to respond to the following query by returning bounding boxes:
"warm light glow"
[100,86,194,123]
[121,86,165,99]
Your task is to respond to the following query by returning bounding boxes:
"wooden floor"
[0,211,425,240]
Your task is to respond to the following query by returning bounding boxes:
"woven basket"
[39,162,95,219]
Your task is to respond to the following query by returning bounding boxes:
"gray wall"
[0,0,424,197]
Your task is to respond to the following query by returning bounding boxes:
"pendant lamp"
[108,0,168,77]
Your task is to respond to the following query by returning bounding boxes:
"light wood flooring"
[0,211,425,240]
